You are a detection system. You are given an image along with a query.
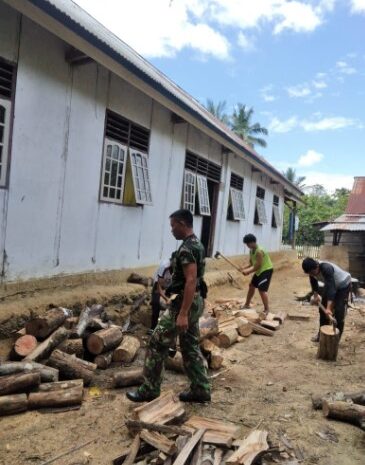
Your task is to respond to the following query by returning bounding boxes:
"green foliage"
[283,187,350,245]
[282,167,306,188]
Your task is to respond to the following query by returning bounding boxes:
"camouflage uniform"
[138,235,211,397]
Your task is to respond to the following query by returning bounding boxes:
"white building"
[0,0,302,282]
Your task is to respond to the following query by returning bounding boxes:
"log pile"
[113,390,270,465]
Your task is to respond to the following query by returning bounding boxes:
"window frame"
[99,138,128,205]
[183,170,196,214]
[0,98,11,187]
[196,174,211,216]
[230,187,245,221]
[129,148,153,205]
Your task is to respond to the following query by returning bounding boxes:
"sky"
[74,0,365,193]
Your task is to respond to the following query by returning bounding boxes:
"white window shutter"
[230,187,245,220]
[183,170,196,213]
[196,175,211,216]
[100,138,127,204]
[130,149,153,205]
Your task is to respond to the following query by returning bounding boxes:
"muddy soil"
[0,259,364,465]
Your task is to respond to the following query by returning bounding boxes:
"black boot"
[126,390,158,403]
[179,389,211,403]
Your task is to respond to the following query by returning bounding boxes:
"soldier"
[127,209,211,403]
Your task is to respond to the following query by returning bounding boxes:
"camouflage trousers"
[138,295,211,396]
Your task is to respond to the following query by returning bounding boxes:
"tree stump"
[87,327,123,355]
[26,307,72,339]
[113,336,140,363]
[317,325,340,361]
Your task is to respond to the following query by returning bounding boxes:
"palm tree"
[231,104,268,148]
[205,99,230,125]
[283,167,306,189]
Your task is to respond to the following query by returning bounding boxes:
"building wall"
[0,3,286,282]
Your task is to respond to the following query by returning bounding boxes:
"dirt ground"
[0,258,364,465]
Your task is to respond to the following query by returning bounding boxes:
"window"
[0,58,15,188]
[100,139,127,204]
[185,151,221,182]
[183,170,196,213]
[196,175,211,216]
[100,111,152,205]
[227,173,245,221]
[271,195,280,228]
[254,186,267,225]
[130,149,152,205]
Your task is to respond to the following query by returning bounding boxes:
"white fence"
[281,244,321,259]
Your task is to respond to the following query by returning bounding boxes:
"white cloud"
[300,116,360,131]
[286,84,311,98]
[298,149,324,167]
[268,116,298,133]
[301,172,354,193]
[351,0,365,14]
[312,80,327,89]
[273,2,322,34]
[336,60,356,75]
[260,85,277,102]
[237,32,255,51]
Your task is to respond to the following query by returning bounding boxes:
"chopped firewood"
[28,384,83,409]
[287,313,310,321]
[95,350,114,369]
[248,322,274,337]
[73,304,105,338]
[172,429,206,465]
[112,444,157,465]
[58,338,84,358]
[200,340,224,370]
[0,393,28,416]
[214,298,245,305]
[218,328,238,348]
[126,419,191,436]
[113,368,144,388]
[140,430,177,455]
[190,440,202,465]
[113,335,140,363]
[317,325,340,361]
[0,361,58,382]
[234,310,261,324]
[235,317,253,337]
[322,400,365,430]
[185,416,239,447]
[133,390,185,425]
[13,334,38,359]
[25,307,73,339]
[312,390,365,409]
[273,312,287,324]
[47,349,96,386]
[199,316,219,340]
[165,351,185,373]
[38,379,84,392]
[87,326,123,355]
[213,448,224,465]
[0,371,41,395]
[260,320,280,331]
[124,434,141,465]
[226,430,269,465]
[24,326,69,362]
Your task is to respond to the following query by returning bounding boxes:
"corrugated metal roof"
[346,177,365,214]
[321,214,365,232]
[10,0,302,198]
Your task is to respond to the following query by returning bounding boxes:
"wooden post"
[26,307,72,339]
[47,349,96,385]
[317,325,340,361]
[0,393,28,416]
[86,327,123,355]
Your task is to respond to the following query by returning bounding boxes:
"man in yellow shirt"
[241,234,274,315]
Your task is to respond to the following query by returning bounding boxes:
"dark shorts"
[251,269,273,292]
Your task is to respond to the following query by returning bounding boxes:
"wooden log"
[13,335,38,358]
[74,304,104,338]
[312,391,365,410]
[200,340,224,370]
[317,325,340,361]
[95,350,114,369]
[185,416,239,447]
[199,316,219,340]
[0,371,41,395]
[0,361,58,382]
[133,390,185,425]
[127,272,150,286]
[123,434,141,465]
[165,351,185,373]
[24,326,69,362]
[172,429,205,465]
[322,400,365,430]
[218,328,238,348]
[47,349,96,386]
[235,317,253,337]
[234,310,261,323]
[249,322,274,337]
[260,320,280,331]
[140,430,177,455]
[58,338,84,358]
[87,317,109,332]
[287,313,310,321]
[113,335,140,363]
[113,368,144,388]
[28,385,83,409]
[38,379,84,392]
[86,326,123,355]
[63,316,78,330]
[273,312,287,324]
[13,327,26,339]
[0,393,28,416]
[26,307,73,339]
[226,430,269,465]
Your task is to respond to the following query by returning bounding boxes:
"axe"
[214,251,243,274]
[318,302,338,334]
